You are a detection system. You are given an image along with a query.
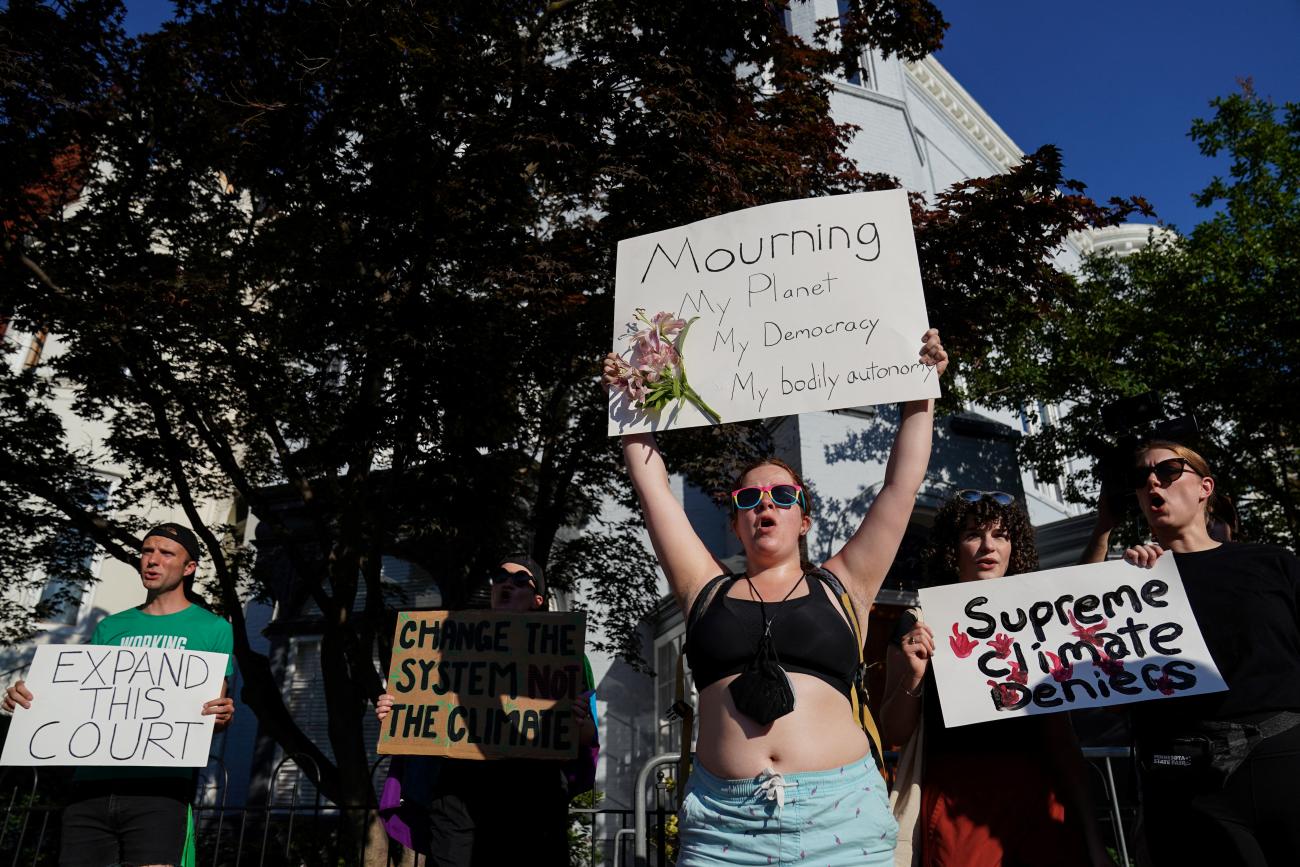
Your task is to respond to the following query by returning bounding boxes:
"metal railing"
[0,754,675,867]
[0,747,1136,866]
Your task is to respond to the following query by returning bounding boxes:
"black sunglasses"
[955,489,1015,506]
[489,568,535,589]
[1132,458,1197,489]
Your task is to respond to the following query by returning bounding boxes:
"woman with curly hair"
[880,491,1108,867]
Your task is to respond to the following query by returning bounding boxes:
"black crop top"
[684,572,860,699]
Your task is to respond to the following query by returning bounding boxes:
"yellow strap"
[839,590,885,772]
[675,650,694,805]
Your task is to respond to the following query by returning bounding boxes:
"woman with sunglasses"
[604,329,947,866]
[1082,441,1300,867]
[879,490,1108,867]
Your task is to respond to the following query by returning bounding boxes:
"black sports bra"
[684,571,860,699]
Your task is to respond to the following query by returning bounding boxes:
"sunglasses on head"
[489,568,535,589]
[1132,457,1197,489]
[955,489,1015,506]
[731,484,805,511]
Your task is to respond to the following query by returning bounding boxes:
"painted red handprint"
[1068,611,1108,648]
[949,623,978,659]
[1007,661,1028,685]
[1155,672,1176,695]
[1097,655,1126,676]
[986,679,1021,710]
[1044,651,1074,682]
[986,633,1014,659]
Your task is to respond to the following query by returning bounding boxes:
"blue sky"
[934,1,1300,232]
[122,1,1300,232]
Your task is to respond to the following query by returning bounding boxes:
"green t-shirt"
[90,605,235,676]
[76,603,235,782]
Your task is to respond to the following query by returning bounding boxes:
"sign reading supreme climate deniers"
[378,610,586,760]
[608,188,940,434]
[0,645,227,767]
[920,556,1227,728]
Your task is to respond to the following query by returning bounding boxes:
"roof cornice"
[904,56,1023,172]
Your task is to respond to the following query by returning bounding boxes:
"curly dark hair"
[923,493,1038,584]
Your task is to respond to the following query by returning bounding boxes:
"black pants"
[1142,723,1300,867]
[423,760,570,867]
[60,779,190,867]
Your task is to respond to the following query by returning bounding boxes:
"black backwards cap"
[143,522,203,562]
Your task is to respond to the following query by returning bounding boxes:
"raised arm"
[620,432,726,612]
[823,330,947,611]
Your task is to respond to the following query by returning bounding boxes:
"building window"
[836,0,870,87]
[37,477,112,625]
[654,627,694,757]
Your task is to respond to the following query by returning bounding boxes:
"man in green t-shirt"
[3,523,235,867]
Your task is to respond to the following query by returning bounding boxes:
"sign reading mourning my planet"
[608,188,939,434]
[919,555,1226,728]
[0,644,226,766]
[378,610,586,760]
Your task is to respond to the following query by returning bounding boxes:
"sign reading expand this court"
[377,610,587,760]
[0,645,227,767]
[607,188,939,434]
[919,555,1227,728]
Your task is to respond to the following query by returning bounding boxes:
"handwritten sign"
[378,611,586,760]
[608,188,938,434]
[919,555,1226,727]
[1,645,226,766]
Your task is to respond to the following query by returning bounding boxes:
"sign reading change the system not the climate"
[919,555,1227,728]
[378,610,586,760]
[0,644,227,767]
[608,188,939,434]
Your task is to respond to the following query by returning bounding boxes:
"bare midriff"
[694,671,870,779]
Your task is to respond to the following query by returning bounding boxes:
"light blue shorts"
[678,755,898,866]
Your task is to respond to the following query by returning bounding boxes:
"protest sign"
[1,644,227,767]
[919,554,1226,728]
[378,610,586,760]
[607,188,938,435]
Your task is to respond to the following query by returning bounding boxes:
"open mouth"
[756,515,777,530]
[1149,493,1166,509]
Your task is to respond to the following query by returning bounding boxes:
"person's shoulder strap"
[809,566,886,774]
[685,574,736,634]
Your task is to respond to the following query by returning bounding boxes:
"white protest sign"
[608,188,939,435]
[919,555,1226,728]
[1,644,226,767]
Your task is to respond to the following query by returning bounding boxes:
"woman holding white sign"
[879,492,1108,867]
[1085,441,1300,867]
[604,329,946,866]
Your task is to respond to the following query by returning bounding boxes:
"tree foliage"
[966,86,1300,551]
[1,0,1140,806]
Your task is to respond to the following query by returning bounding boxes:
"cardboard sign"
[919,555,1227,727]
[608,188,938,434]
[1,644,227,766]
[377,610,586,760]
